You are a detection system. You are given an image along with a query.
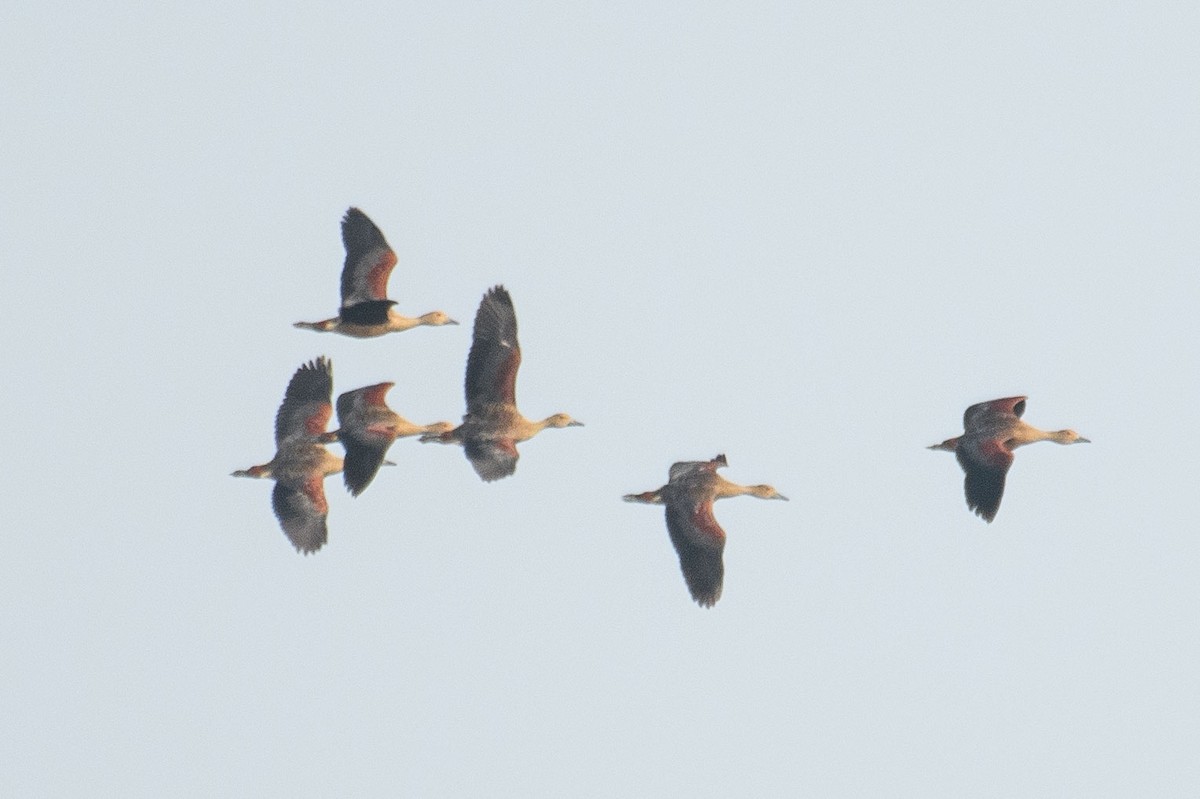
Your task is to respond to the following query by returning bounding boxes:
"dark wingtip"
[303,355,332,374]
[484,284,513,307]
[969,501,1000,523]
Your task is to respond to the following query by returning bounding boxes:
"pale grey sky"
[3,2,1199,796]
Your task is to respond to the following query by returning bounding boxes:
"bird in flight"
[331,381,453,496]
[929,395,1090,522]
[422,285,582,481]
[232,357,344,554]
[294,207,458,337]
[625,454,788,607]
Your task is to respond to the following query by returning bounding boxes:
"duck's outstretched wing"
[463,436,519,482]
[274,357,333,446]
[664,495,726,607]
[956,436,1014,522]
[272,478,329,554]
[339,207,397,307]
[464,285,520,414]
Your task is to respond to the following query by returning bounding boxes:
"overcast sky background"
[3,2,1199,796]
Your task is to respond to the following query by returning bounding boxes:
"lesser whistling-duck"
[294,208,458,338]
[624,454,787,607]
[929,395,1089,522]
[232,357,344,554]
[331,381,453,496]
[421,285,582,481]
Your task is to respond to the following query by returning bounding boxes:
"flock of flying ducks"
[233,208,1091,607]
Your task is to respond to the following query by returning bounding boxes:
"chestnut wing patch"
[463,437,519,482]
[465,286,521,412]
[664,499,726,607]
[340,208,398,305]
[275,358,333,445]
[963,395,1027,431]
[957,437,1014,522]
[336,383,395,433]
[272,480,329,554]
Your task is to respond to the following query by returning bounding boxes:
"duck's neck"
[513,415,555,440]
[384,308,421,331]
[1009,421,1075,448]
[388,418,442,438]
[714,478,755,500]
[419,427,460,444]
[416,312,443,326]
